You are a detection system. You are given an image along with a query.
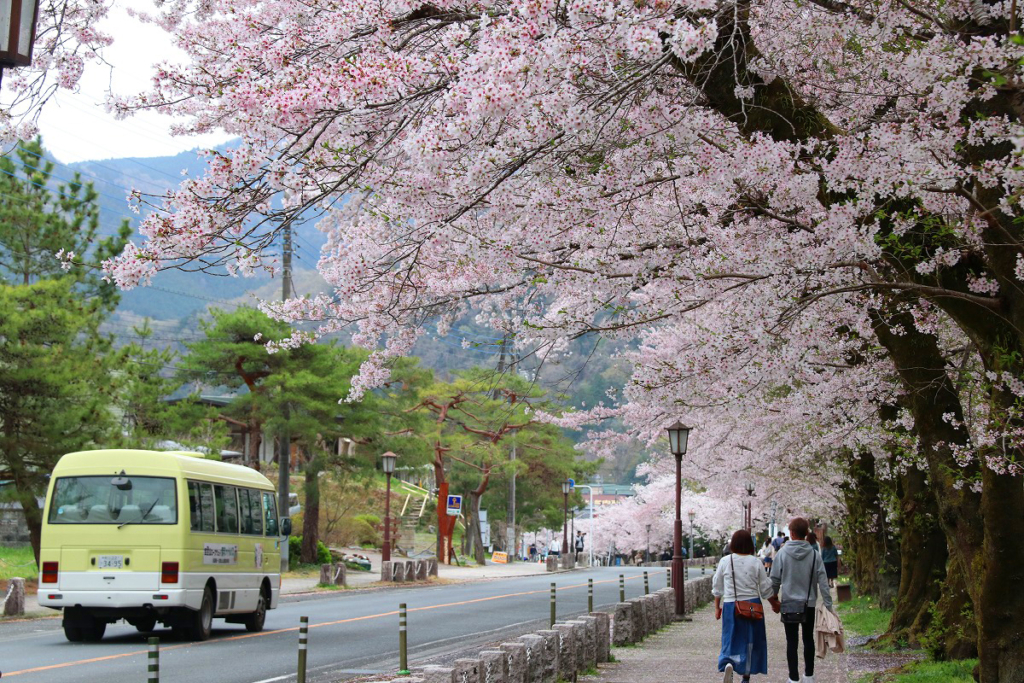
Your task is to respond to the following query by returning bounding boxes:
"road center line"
[3,571,662,678]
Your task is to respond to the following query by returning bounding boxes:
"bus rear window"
[48,476,178,525]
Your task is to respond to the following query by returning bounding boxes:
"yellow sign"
[491,551,508,564]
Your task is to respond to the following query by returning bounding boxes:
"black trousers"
[783,610,815,681]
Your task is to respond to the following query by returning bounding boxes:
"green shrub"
[288,536,331,565]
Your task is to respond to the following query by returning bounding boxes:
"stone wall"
[381,558,437,583]
[360,575,714,683]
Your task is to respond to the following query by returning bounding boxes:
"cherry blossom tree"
[99,0,1024,677]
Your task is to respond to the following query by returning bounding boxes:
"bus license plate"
[97,555,123,569]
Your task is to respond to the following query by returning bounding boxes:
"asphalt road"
[0,566,678,683]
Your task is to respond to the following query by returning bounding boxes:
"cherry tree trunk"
[886,467,946,646]
[928,558,978,661]
[841,451,900,607]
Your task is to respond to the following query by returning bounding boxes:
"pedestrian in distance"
[821,537,839,588]
[806,532,820,553]
[771,532,785,553]
[758,539,774,573]
[770,517,835,683]
[574,531,585,562]
[548,536,560,557]
[713,529,780,683]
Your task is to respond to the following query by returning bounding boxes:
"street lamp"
[687,509,696,561]
[745,481,755,532]
[645,523,651,565]
[666,420,691,619]
[381,451,398,563]
[561,480,570,555]
[0,0,41,69]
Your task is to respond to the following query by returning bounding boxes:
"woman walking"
[821,536,839,588]
[713,529,779,682]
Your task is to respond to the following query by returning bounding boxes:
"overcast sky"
[38,5,233,164]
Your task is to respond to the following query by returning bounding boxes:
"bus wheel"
[134,615,157,633]
[63,611,85,642]
[186,587,214,641]
[83,620,107,642]
[244,590,267,633]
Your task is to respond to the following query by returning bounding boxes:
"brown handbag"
[731,554,765,620]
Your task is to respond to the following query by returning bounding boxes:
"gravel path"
[582,601,849,683]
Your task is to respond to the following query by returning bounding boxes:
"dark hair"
[789,517,810,540]
[807,532,817,545]
[824,536,834,548]
[730,529,756,555]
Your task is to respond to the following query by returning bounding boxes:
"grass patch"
[866,659,976,682]
[0,546,37,581]
[836,593,892,638]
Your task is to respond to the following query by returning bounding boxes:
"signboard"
[203,543,238,565]
[568,478,575,490]
[491,551,508,564]
[446,494,462,516]
[479,509,490,548]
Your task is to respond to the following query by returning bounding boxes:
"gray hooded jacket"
[769,540,833,610]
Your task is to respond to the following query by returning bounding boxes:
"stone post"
[499,642,527,683]
[517,634,545,683]
[421,666,456,683]
[577,617,599,669]
[453,658,482,683]
[567,621,588,673]
[405,560,417,582]
[588,612,611,663]
[551,623,577,680]
[478,650,507,683]
[381,560,393,582]
[627,598,646,640]
[428,557,439,577]
[416,560,428,581]
[3,577,25,616]
[393,562,406,583]
[533,630,560,682]
[612,603,633,646]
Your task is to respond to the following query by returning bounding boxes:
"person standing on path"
[770,517,834,683]
[713,529,779,682]
[820,537,839,588]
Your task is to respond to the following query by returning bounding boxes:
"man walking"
[574,531,585,563]
[770,517,833,683]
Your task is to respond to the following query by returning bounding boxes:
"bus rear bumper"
[38,589,193,610]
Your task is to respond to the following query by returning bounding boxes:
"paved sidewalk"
[583,602,848,683]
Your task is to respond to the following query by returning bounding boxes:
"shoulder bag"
[780,553,817,624]
[731,554,765,620]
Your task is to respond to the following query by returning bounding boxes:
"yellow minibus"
[38,449,292,642]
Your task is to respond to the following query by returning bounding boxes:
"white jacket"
[713,554,775,602]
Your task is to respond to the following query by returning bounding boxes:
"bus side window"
[263,492,278,536]
[238,488,253,535]
[214,485,239,534]
[246,489,264,536]
[188,481,214,533]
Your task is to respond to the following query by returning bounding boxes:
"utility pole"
[278,223,293,572]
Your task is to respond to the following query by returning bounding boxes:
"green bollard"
[588,578,594,613]
[643,571,649,594]
[399,603,410,674]
[550,583,557,627]
[147,637,159,683]
[619,574,625,603]
[667,566,672,588]
[297,616,308,683]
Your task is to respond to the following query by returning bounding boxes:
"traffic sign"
[446,494,462,516]
[568,478,575,490]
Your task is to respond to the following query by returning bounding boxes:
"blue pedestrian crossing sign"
[446,495,462,516]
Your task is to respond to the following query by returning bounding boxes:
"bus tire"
[186,586,214,641]
[244,589,267,633]
[63,612,85,642]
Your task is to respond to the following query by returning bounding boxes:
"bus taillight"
[161,562,179,584]
[42,562,58,584]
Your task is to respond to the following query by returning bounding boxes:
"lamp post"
[561,480,570,555]
[687,509,696,561]
[666,420,691,619]
[645,523,651,565]
[745,482,755,532]
[0,0,41,70]
[381,451,398,563]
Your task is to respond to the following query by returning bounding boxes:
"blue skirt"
[719,600,769,676]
